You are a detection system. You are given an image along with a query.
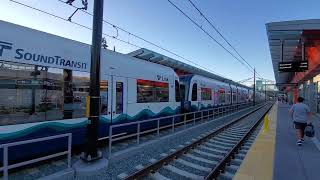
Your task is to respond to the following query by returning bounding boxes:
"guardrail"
[108,102,253,158]
[0,133,72,180]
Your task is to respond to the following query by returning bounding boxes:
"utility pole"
[82,0,104,162]
[253,68,256,106]
[265,79,267,101]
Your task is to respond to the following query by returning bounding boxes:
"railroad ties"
[124,103,273,180]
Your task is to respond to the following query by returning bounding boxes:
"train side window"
[175,80,180,102]
[218,88,225,104]
[116,82,123,114]
[191,83,197,101]
[154,81,169,102]
[71,71,90,119]
[137,79,169,103]
[201,88,212,100]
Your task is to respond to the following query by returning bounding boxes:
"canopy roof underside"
[266,19,320,91]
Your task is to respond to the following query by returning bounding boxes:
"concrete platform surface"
[273,103,320,180]
[234,102,320,180]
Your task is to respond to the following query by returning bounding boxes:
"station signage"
[278,61,308,72]
[0,20,91,72]
[275,83,298,87]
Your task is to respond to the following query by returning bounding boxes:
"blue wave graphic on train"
[0,106,180,163]
[0,106,180,141]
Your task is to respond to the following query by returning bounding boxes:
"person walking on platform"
[289,97,312,146]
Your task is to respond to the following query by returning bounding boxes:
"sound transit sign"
[278,61,308,72]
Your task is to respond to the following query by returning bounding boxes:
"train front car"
[0,20,181,163]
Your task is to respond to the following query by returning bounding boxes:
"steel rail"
[124,102,271,180]
[205,103,274,179]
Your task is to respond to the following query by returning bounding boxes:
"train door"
[110,76,127,123]
[100,74,112,123]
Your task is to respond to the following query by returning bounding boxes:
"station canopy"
[128,48,249,89]
[266,19,320,91]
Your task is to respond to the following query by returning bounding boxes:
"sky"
[1,0,320,86]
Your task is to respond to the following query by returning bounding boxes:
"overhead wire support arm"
[56,0,226,78]
[66,0,88,21]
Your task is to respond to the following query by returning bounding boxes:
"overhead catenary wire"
[55,0,228,78]
[167,0,267,80]
[9,0,252,83]
[8,0,143,49]
[187,0,263,78]
[166,0,253,72]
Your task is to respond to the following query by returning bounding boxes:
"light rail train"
[0,20,265,163]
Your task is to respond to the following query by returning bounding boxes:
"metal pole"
[4,146,8,180]
[253,68,256,106]
[302,41,305,61]
[265,80,267,101]
[83,0,104,161]
[68,134,72,168]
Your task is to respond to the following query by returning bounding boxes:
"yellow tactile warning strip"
[233,102,278,180]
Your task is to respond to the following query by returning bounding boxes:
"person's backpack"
[305,124,315,137]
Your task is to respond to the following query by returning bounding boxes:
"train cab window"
[201,88,212,100]
[175,80,180,102]
[191,83,197,101]
[116,82,123,114]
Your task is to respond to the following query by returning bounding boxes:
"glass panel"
[154,81,169,102]
[201,88,212,100]
[0,60,97,125]
[180,84,186,101]
[232,91,237,103]
[137,79,154,103]
[0,61,52,125]
[45,67,63,121]
[116,82,123,114]
[175,80,180,102]
[218,88,225,104]
[191,83,197,101]
[100,80,108,115]
[72,71,89,118]
[137,79,169,103]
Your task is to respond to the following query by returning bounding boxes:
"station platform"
[234,102,320,180]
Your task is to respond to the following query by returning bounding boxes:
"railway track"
[124,102,273,180]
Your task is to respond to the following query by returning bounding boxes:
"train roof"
[128,48,250,89]
[0,20,176,82]
[180,74,229,87]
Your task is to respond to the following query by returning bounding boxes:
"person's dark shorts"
[294,121,307,131]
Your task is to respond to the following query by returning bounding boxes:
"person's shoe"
[301,138,305,142]
[297,140,302,146]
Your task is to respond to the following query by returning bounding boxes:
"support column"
[293,88,298,104]
[309,79,317,113]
